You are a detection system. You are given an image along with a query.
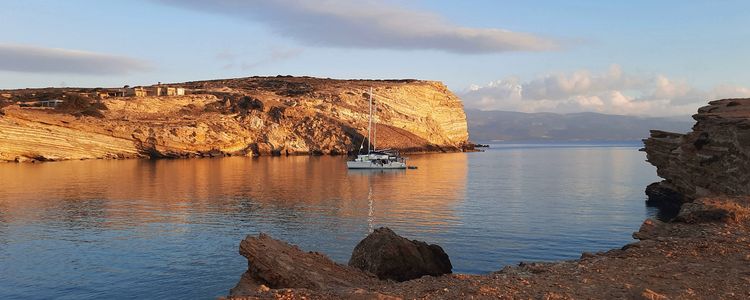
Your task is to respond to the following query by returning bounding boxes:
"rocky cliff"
[643,98,750,203]
[0,77,470,162]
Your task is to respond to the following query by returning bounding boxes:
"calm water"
[0,143,659,299]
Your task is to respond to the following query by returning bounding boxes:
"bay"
[0,142,659,299]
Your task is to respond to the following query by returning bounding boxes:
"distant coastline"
[466,109,694,143]
[476,140,645,148]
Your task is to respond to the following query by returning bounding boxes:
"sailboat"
[347,88,407,169]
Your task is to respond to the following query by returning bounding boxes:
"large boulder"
[229,233,377,297]
[348,227,452,282]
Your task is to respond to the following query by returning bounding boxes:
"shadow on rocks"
[348,227,452,282]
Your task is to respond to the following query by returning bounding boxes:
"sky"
[2,0,750,116]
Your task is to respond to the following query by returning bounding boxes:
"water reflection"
[0,154,467,245]
[0,144,658,300]
[0,201,7,249]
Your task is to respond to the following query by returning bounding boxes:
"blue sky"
[2,0,749,116]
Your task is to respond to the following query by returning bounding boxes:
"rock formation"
[230,233,378,296]
[349,227,452,282]
[230,228,453,298]
[0,76,470,162]
[643,98,750,205]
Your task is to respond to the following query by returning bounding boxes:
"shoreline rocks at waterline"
[349,227,452,282]
[229,228,451,297]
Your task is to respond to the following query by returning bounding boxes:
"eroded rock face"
[348,227,452,282]
[643,98,750,202]
[0,77,470,162]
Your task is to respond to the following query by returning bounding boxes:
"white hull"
[347,161,407,169]
[346,88,410,170]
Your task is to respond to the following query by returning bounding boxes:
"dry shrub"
[56,93,107,118]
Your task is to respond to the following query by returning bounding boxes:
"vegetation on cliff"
[54,93,108,118]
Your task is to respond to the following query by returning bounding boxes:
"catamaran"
[347,88,407,169]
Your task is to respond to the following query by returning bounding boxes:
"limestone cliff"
[0,77,470,162]
[643,98,750,203]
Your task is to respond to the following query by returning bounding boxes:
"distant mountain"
[466,109,694,142]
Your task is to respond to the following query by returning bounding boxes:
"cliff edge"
[643,98,750,204]
[0,77,470,162]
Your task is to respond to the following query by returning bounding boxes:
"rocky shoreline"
[225,99,750,299]
[224,199,750,299]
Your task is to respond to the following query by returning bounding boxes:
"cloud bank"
[157,0,557,53]
[461,65,750,116]
[0,44,150,75]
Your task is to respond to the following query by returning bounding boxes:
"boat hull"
[346,161,407,169]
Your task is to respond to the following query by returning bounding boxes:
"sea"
[0,142,662,299]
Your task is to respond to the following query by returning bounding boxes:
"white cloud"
[460,65,750,116]
[156,0,558,54]
[0,44,150,75]
[216,47,303,70]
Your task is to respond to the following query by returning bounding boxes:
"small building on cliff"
[41,99,64,107]
[18,99,64,108]
[91,86,186,99]
[164,87,185,96]
[129,86,185,97]
[132,87,148,97]
[96,89,127,99]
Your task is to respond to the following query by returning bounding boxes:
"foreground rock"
[230,228,453,298]
[0,77,470,162]
[349,227,452,282]
[229,233,378,296]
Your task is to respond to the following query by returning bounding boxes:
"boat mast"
[368,87,372,154]
[373,90,376,151]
